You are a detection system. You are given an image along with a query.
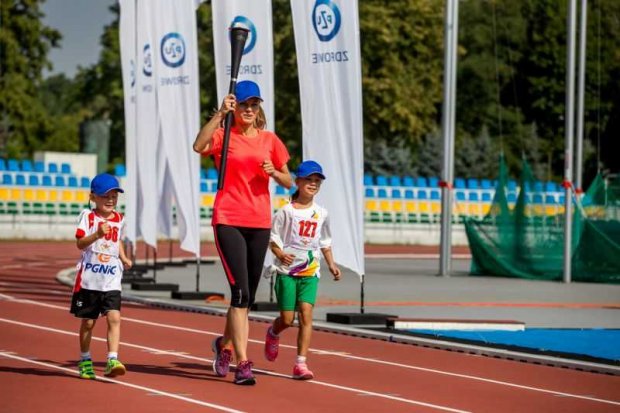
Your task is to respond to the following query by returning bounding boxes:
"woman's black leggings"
[213,224,270,308]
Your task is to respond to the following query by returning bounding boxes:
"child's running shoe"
[78,359,96,379]
[292,362,314,380]
[104,358,126,377]
[264,326,279,362]
[234,360,256,385]
[211,336,232,377]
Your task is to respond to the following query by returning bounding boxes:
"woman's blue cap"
[295,160,326,180]
[235,80,263,103]
[91,173,124,196]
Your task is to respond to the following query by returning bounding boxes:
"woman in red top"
[193,80,292,385]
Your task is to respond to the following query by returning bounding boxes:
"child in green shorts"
[263,160,341,380]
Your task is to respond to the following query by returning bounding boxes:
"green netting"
[465,157,620,283]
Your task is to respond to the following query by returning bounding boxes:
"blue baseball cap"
[90,173,124,196]
[295,160,326,180]
[235,80,263,103]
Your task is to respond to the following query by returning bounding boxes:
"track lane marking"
[0,316,470,412]
[2,293,619,407]
[0,351,244,413]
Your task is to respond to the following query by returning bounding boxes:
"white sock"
[80,352,91,360]
[107,352,118,360]
[296,356,306,365]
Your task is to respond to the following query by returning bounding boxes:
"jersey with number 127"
[270,202,332,278]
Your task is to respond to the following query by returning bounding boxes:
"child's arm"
[321,247,341,281]
[270,242,295,266]
[76,221,109,250]
[119,240,132,270]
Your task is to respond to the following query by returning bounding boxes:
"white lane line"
[2,293,619,407]
[0,351,244,413]
[0,317,469,413]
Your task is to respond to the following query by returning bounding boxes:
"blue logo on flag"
[231,15,257,55]
[142,44,152,77]
[161,32,186,68]
[312,0,341,42]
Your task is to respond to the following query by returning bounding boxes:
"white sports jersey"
[270,202,332,277]
[73,209,126,292]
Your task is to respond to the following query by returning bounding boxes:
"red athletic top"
[203,126,290,228]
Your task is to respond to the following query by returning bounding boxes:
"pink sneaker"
[264,326,279,362]
[211,336,232,377]
[292,363,314,380]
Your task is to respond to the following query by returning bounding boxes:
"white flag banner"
[151,0,201,256]
[119,0,137,247]
[291,0,365,277]
[212,0,275,130]
[135,0,159,249]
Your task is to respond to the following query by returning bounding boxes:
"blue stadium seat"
[559,195,566,204]
[377,188,388,198]
[55,176,66,187]
[507,193,517,203]
[68,176,78,187]
[34,161,45,173]
[375,175,388,186]
[206,168,218,180]
[480,179,493,190]
[428,177,439,188]
[15,174,26,186]
[0,159,6,171]
[363,174,374,186]
[468,192,479,201]
[545,194,557,204]
[2,173,12,185]
[114,164,125,177]
[507,180,517,191]
[200,181,208,192]
[364,187,375,198]
[80,177,90,188]
[455,191,466,201]
[42,175,53,186]
[389,176,401,186]
[8,159,19,171]
[415,177,428,187]
[467,178,480,189]
[61,163,71,174]
[454,178,466,189]
[430,190,440,200]
[532,194,544,204]
[210,182,218,192]
[545,181,558,192]
[404,189,415,199]
[481,192,492,202]
[275,186,287,195]
[402,176,414,187]
[48,163,59,173]
[28,175,40,186]
[200,169,207,179]
[21,160,33,172]
[391,189,402,199]
[533,181,544,192]
[417,190,428,200]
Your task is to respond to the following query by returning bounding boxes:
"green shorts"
[274,274,319,311]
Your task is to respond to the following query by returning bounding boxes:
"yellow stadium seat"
[0,188,9,201]
[48,190,59,202]
[61,190,74,202]
[392,200,403,212]
[75,191,88,202]
[10,188,22,201]
[481,203,491,215]
[365,200,378,211]
[35,189,48,201]
[379,200,391,212]
[430,201,441,214]
[275,197,288,208]
[201,194,215,206]
[468,203,482,217]
[419,202,430,213]
[24,189,35,201]
[405,201,418,213]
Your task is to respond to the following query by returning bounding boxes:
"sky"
[41,0,117,78]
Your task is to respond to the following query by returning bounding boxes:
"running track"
[1,241,619,413]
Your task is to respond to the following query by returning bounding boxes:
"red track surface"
[1,241,619,413]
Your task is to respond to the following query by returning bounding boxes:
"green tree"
[0,0,61,158]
